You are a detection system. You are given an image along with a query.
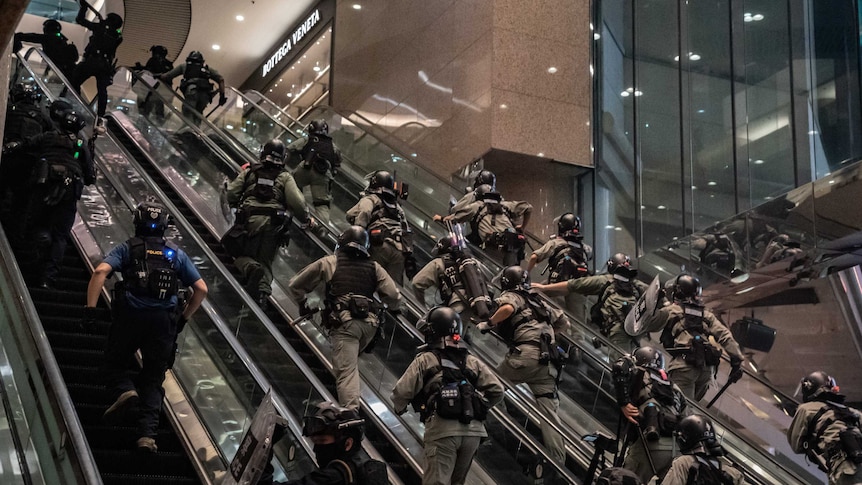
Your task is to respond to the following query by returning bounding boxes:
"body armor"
[122,237,180,300]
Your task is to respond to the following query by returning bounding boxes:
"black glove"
[299,299,314,317]
[218,93,228,106]
[13,40,22,53]
[404,253,418,280]
[133,61,144,71]
[80,306,98,333]
[728,356,744,384]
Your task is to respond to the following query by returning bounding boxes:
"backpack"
[547,240,590,283]
[685,455,736,485]
[56,38,79,71]
[412,349,489,424]
[367,194,408,247]
[241,162,284,202]
[590,279,642,334]
[329,458,390,485]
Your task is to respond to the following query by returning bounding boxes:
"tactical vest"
[367,193,405,245]
[328,457,389,485]
[660,303,722,367]
[685,455,736,485]
[547,239,590,283]
[804,399,862,470]
[438,254,464,303]
[33,131,87,205]
[44,34,78,71]
[632,368,685,436]
[122,237,180,301]
[182,61,213,92]
[470,198,515,242]
[411,348,488,424]
[5,103,46,142]
[302,135,337,174]
[241,163,285,203]
[327,253,379,322]
[590,277,642,333]
[84,24,121,61]
[497,289,553,344]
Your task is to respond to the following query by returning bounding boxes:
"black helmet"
[473,170,496,189]
[49,99,86,133]
[417,306,463,345]
[607,253,631,273]
[186,51,204,64]
[42,19,62,35]
[150,45,168,58]
[668,274,701,302]
[302,401,364,445]
[105,13,123,30]
[500,265,529,291]
[799,371,839,402]
[307,119,329,135]
[133,202,170,237]
[675,415,717,454]
[336,226,370,258]
[557,213,581,237]
[259,139,286,165]
[474,183,502,204]
[367,170,395,192]
[633,346,664,370]
[432,236,456,256]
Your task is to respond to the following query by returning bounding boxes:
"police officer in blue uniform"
[83,202,208,452]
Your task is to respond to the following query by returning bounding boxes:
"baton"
[289,308,319,326]
[706,379,734,408]
[80,0,104,20]
[636,425,658,477]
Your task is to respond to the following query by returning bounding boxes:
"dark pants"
[103,302,177,438]
[28,195,78,284]
[181,88,212,126]
[70,57,113,117]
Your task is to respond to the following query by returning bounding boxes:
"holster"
[640,404,660,442]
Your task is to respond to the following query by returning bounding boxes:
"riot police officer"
[663,415,745,485]
[83,202,207,452]
[133,45,174,120]
[788,371,862,485]
[7,99,95,288]
[449,169,497,213]
[642,274,745,401]
[224,139,314,306]
[476,266,569,464]
[14,19,79,77]
[346,170,415,284]
[412,233,493,324]
[69,4,123,117]
[391,306,504,485]
[535,253,645,356]
[437,184,532,266]
[287,118,342,224]
[528,213,593,320]
[160,50,226,124]
[287,226,402,410]
[612,346,687,483]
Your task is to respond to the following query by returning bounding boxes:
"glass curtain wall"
[590,0,862,264]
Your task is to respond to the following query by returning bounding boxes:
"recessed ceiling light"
[620,91,630,97]
[547,66,558,74]
[754,159,764,165]
[313,66,321,72]
[707,181,717,186]
[212,44,220,50]
[594,33,601,40]
[352,4,362,9]
[633,90,643,96]
[657,205,667,210]
[697,109,705,113]
[689,53,701,61]
[499,104,508,109]
[537,152,545,157]
[235,15,244,21]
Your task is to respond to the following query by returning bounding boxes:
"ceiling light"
[674,55,680,62]
[605,225,615,229]
[212,44,220,50]
[547,66,558,74]
[753,14,763,21]
[697,109,705,113]
[499,104,508,109]
[657,205,666,210]
[620,91,630,97]
[594,33,601,40]
[614,227,622,231]
[754,159,764,165]
[633,90,643,96]
[286,93,292,97]
[352,4,362,9]
[537,152,545,157]
[235,15,244,21]
[689,53,701,61]
[411,153,417,157]
[707,181,717,186]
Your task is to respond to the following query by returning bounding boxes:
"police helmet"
[557,213,581,237]
[500,265,530,291]
[49,99,86,133]
[799,371,839,403]
[186,50,204,64]
[432,236,456,256]
[473,170,496,189]
[307,119,329,135]
[417,306,463,345]
[607,253,631,274]
[367,170,395,192]
[336,226,370,258]
[675,414,717,454]
[105,13,123,30]
[668,273,701,302]
[633,346,664,370]
[474,184,502,204]
[302,401,364,445]
[133,202,170,237]
[259,139,286,165]
[42,19,62,35]
[150,45,168,58]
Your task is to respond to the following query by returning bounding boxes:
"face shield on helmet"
[417,306,463,346]
[498,266,529,291]
[675,414,717,454]
[366,170,395,192]
[632,346,664,370]
[307,119,329,135]
[797,371,839,402]
[556,213,581,237]
[259,139,286,165]
[49,99,86,133]
[670,274,701,302]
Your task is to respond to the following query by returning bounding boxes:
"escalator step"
[84,425,183,453]
[28,287,87,305]
[92,448,195,476]
[102,474,198,485]
[46,330,107,351]
[53,347,105,367]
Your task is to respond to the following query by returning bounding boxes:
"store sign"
[262,9,321,77]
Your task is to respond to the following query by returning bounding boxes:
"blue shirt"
[103,240,202,310]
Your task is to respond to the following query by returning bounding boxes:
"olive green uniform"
[392,349,504,485]
[287,136,338,224]
[412,257,468,313]
[448,198,532,266]
[788,400,862,485]
[643,303,743,401]
[567,274,648,358]
[493,290,568,463]
[531,237,593,322]
[287,254,401,410]
[663,454,746,485]
[346,193,412,285]
[226,166,310,299]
